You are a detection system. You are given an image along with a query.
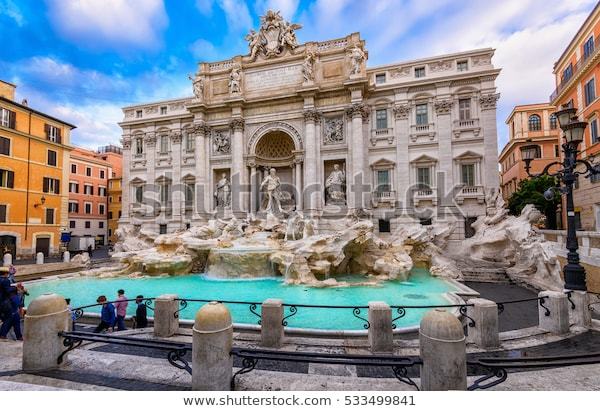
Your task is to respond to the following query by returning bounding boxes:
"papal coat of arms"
[245,10,302,60]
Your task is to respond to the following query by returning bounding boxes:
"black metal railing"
[71,297,155,324]
[495,295,550,316]
[281,303,371,329]
[173,298,263,325]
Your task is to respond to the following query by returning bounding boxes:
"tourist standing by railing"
[114,289,128,331]
[134,295,148,328]
[93,295,116,333]
[0,288,22,340]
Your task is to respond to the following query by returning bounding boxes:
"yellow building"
[0,80,75,259]
[108,177,122,244]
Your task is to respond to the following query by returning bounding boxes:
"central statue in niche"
[261,168,283,214]
[325,164,346,205]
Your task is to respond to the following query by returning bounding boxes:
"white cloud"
[189,38,220,61]
[45,0,168,51]
[217,0,253,32]
[195,0,214,16]
[0,0,24,26]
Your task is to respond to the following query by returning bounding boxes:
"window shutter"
[57,128,62,144]
[43,177,48,193]
[44,124,50,139]
[0,204,6,222]
[7,170,14,188]
[55,178,60,194]
[8,110,16,129]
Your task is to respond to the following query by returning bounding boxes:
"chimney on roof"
[0,80,16,101]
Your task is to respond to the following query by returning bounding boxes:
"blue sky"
[0,0,597,149]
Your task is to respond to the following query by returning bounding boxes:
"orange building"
[0,80,75,259]
[68,146,122,246]
[108,177,122,244]
[500,103,561,202]
[550,2,600,230]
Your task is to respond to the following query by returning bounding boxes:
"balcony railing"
[372,127,392,137]
[456,185,485,204]
[550,36,600,102]
[412,123,433,133]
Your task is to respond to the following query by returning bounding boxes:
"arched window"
[528,114,541,131]
[550,114,558,130]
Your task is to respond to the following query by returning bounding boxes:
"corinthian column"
[434,98,454,204]
[193,124,210,218]
[346,103,370,209]
[479,93,501,194]
[171,130,183,227]
[303,109,320,214]
[120,135,131,222]
[393,104,410,211]
[229,118,246,214]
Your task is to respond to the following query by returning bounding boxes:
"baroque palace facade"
[119,11,501,241]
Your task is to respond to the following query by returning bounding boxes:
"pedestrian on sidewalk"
[87,245,93,258]
[8,264,16,283]
[114,289,128,331]
[0,288,23,340]
[93,295,115,333]
[0,268,14,323]
[134,295,148,328]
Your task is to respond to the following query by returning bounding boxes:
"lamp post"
[521,106,600,291]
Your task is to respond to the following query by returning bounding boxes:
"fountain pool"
[25,268,463,331]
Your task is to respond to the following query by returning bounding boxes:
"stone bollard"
[368,301,393,353]
[63,251,70,263]
[466,298,500,349]
[23,293,70,371]
[192,301,233,391]
[36,252,44,264]
[420,308,467,391]
[153,294,180,337]
[3,252,12,267]
[538,291,569,334]
[261,299,284,348]
[566,290,591,328]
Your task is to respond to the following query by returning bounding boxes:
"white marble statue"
[245,10,303,60]
[215,173,231,208]
[260,168,283,214]
[325,164,346,205]
[302,52,315,83]
[245,29,262,60]
[212,132,230,154]
[188,74,203,100]
[229,67,241,94]
[348,45,366,76]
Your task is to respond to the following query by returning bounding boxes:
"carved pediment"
[454,150,482,160]
[245,10,303,61]
[410,154,438,164]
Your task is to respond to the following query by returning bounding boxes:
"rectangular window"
[108,211,113,219]
[68,202,78,213]
[160,184,170,204]
[160,135,169,153]
[458,99,471,121]
[160,106,167,115]
[135,186,144,203]
[0,136,10,155]
[592,119,599,143]
[378,219,391,233]
[186,134,195,151]
[135,110,142,118]
[99,221,104,228]
[185,183,195,206]
[98,187,106,196]
[457,61,468,72]
[0,108,16,129]
[562,63,573,82]
[0,204,6,223]
[84,203,92,214]
[47,150,57,166]
[375,73,386,84]
[45,124,61,143]
[416,104,428,125]
[377,170,390,192]
[42,177,60,194]
[375,109,388,129]
[99,170,105,179]
[159,224,167,234]
[585,78,596,106]
[584,36,595,59]
[99,204,105,215]
[419,218,432,226]
[416,167,431,187]
[71,164,76,173]
[135,138,143,154]
[69,220,76,229]
[85,221,91,229]
[461,164,475,186]
[84,185,93,195]
[415,67,425,78]
[554,144,560,158]
[69,182,79,193]
[45,208,54,224]
[86,167,92,177]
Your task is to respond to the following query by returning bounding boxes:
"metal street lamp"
[521,105,600,291]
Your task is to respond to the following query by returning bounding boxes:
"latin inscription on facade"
[245,65,303,91]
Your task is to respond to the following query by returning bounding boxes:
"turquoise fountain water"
[25,268,459,330]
